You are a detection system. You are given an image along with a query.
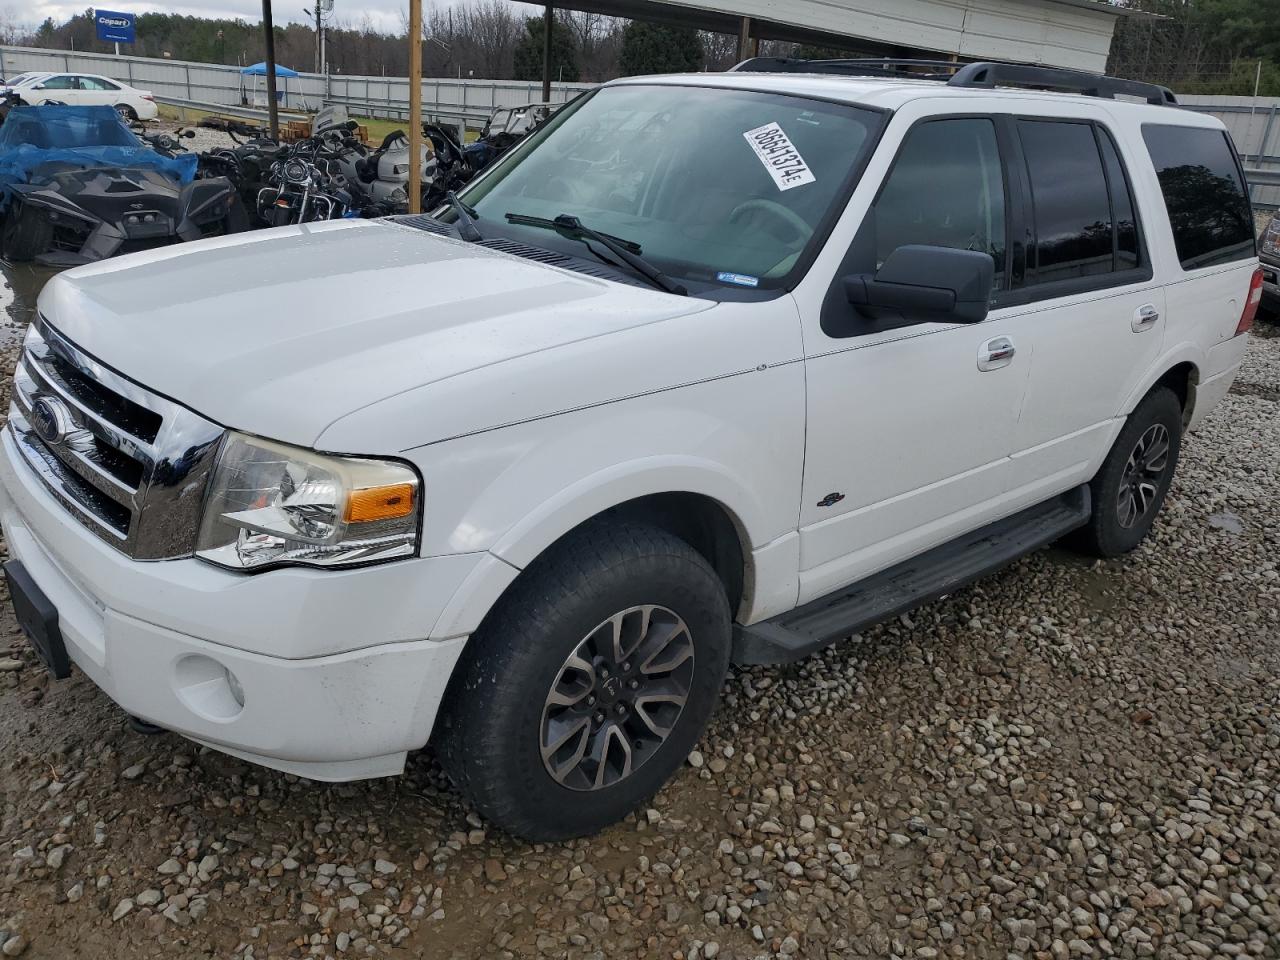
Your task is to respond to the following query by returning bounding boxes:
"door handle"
[1132,303,1159,332]
[978,336,1016,371]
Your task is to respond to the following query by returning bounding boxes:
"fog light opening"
[173,654,246,722]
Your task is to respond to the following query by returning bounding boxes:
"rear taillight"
[142,94,154,101]
[1237,267,1264,336]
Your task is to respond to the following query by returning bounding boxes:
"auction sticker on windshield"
[743,122,816,192]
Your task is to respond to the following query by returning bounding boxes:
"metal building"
[549,0,1141,73]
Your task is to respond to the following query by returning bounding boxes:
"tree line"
[1,4,751,82]
[4,0,1280,94]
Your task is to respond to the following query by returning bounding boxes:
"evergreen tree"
[619,22,702,76]
[512,16,580,83]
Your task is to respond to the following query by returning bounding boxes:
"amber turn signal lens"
[345,483,416,523]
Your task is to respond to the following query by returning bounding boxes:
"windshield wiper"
[505,212,688,296]
[447,191,482,242]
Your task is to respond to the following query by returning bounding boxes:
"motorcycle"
[256,154,354,226]
[311,106,436,217]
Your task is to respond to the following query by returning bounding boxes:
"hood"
[38,219,712,448]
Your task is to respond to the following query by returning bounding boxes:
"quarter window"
[1142,124,1254,270]
[871,118,1007,290]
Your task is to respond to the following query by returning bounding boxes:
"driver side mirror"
[844,245,994,325]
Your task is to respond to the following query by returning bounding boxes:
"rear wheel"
[2,201,53,263]
[114,103,138,122]
[1069,386,1183,557]
[436,521,731,841]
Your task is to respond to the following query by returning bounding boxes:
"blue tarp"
[241,61,299,77]
[0,105,196,209]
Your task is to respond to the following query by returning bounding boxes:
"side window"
[40,75,75,90]
[79,77,116,91]
[1142,124,1255,270]
[1017,120,1115,284]
[872,118,1007,290]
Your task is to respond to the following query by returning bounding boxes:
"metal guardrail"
[1246,167,1280,186]
[318,95,490,131]
[152,94,307,124]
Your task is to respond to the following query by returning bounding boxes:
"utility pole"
[408,0,422,213]
[262,0,279,140]
[313,0,321,73]
[541,2,553,103]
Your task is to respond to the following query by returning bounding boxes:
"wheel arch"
[1121,345,1203,425]
[432,483,759,643]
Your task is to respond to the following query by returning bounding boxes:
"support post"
[408,0,423,213]
[736,16,752,63]
[261,0,280,140]
[541,1,553,103]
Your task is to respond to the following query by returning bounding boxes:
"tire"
[436,521,732,841]
[224,197,251,234]
[114,103,138,122]
[2,202,53,263]
[1069,386,1183,558]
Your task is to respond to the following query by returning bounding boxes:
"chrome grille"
[8,317,225,560]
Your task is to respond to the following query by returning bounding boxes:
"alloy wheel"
[1117,423,1171,529]
[539,604,695,792]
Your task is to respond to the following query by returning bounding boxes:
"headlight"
[196,432,420,571]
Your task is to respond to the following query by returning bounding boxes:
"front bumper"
[0,427,474,781]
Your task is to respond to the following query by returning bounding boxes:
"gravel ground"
[0,261,1277,959]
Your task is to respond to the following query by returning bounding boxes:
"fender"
[425,460,771,642]
[489,456,764,569]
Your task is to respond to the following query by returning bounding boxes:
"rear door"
[999,116,1167,497]
[76,76,122,109]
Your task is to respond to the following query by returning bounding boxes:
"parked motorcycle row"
[183,105,537,228]
[0,98,551,267]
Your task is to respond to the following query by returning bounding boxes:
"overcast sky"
[14,0,447,34]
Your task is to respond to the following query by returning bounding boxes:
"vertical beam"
[542,2,553,104]
[408,0,423,214]
[261,0,279,139]
[737,16,752,63]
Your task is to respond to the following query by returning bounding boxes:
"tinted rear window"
[1142,124,1254,270]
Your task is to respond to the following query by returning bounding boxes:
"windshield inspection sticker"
[743,122,816,192]
[717,272,759,288]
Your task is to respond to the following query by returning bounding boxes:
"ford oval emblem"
[30,397,71,446]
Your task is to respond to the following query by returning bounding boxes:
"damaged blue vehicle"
[0,105,246,266]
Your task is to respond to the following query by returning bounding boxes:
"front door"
[797,116,1028,603]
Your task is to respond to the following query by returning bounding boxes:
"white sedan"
[3,71,157,121]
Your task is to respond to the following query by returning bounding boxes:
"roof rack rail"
[732,57,964,80]
[729,56,1178,106]
[948,62,1177,106]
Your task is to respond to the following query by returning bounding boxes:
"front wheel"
[436,521,731,841]
[2,201,53,262]
[1069,386,1183,557]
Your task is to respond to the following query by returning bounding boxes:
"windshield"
[6,74,43,88]
[0,105,142,150]
[464,83,882,290]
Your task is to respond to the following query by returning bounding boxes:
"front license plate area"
[3,560,70,679]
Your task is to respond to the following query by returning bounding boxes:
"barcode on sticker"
[743,122,816,192]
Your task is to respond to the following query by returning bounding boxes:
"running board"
[733,485,1091,665]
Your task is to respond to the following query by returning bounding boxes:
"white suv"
[0,60,1260,840]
